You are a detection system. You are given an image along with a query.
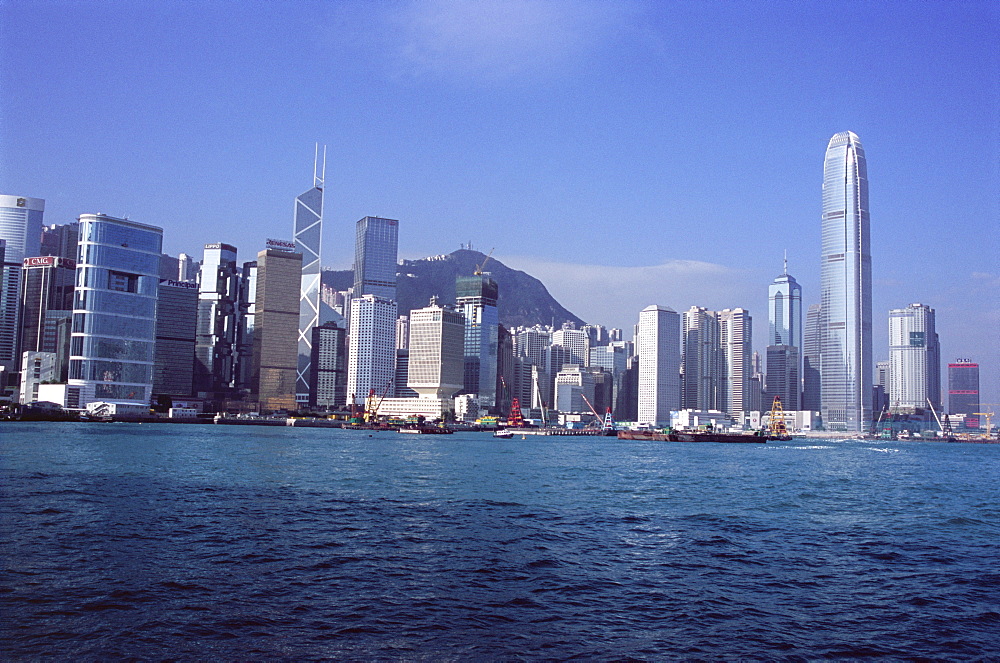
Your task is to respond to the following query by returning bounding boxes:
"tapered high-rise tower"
[820,131,872,431]
[295,145,325,405]
[766,256,802,410]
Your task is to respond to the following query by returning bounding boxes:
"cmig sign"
[23,256,76,269]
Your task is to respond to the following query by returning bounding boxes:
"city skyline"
[2,1,996,404]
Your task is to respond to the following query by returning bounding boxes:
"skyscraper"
[948,360,980,427]
[194,243,240,396]
[888,303,940,410]
[39,222,79,261]
[637,305,680,426]
[309,321,347,408]
[19,256,75,356]
[251,248,302,411]
[766,261,802,411]
[552,326,589,366]
[718,308,752,416]
[802,303,822,412]
[407,297,464,400]
[682,306,719,410]
[456,274,499,409]
[69,214,163,407]
[236,260,258,392]
[346,294,397,406]
[295,148,325,404]
[353,217,399,300]
[0,195,44,371]
[873,359,890,415]
[153,279,198,398]
[820,131,873,431]
[769,257,802,349]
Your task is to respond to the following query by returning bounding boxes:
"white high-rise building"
[718,308,752,416]
[637,305,680,426]
[552,327,589,366]
[346,294,397,405]
[407,297,464,399]
[0,195,44,370]
[888,303,940,410]
[682,306,719,410]
[820,131,873,431]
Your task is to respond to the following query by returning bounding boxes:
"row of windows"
[73,312,155,339]
[82,222,161,254]
[71,335,154,362]
[74,288,156,318]
[79,243,160,275]
[94,383,149,401]
[77,267,159,297]
[69,359,152,383]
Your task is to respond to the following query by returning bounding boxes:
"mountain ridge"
[321,249,585,329]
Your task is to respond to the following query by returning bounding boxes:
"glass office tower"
[0,195,45,370]
[888,303,940,410]
[353,217,399,300]
[820,131,873,431]
[456,274,499,409]
[69,214,163,406]
[766,262,802,410]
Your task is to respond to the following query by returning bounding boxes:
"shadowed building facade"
[251,248,302,411]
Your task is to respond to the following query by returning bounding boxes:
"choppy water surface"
[2,423,998,659]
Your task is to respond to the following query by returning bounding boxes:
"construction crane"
[973,410,995,439]
[926,398,955,439]
[531,369,550,425]
[474,248,494,275]
[767,395,790,439]
[580,394,604,427]
[364,381,394,423]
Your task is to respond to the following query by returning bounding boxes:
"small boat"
[398,426,453,434]
[671,431,766,443]
[618,429,766,443]
[617,430,671,441]
[493,429,514,439]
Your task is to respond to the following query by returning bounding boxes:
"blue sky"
[2,0,998,406]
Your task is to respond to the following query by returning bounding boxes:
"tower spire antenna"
[313,143,326,189]
[783,249,787,275]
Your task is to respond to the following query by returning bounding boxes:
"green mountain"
[321,249,585,329]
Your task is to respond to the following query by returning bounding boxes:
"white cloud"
[502,256,758,331]
[391,0,630,79]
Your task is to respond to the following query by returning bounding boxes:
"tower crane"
[474,248,495,275]
[973,409,995,440]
